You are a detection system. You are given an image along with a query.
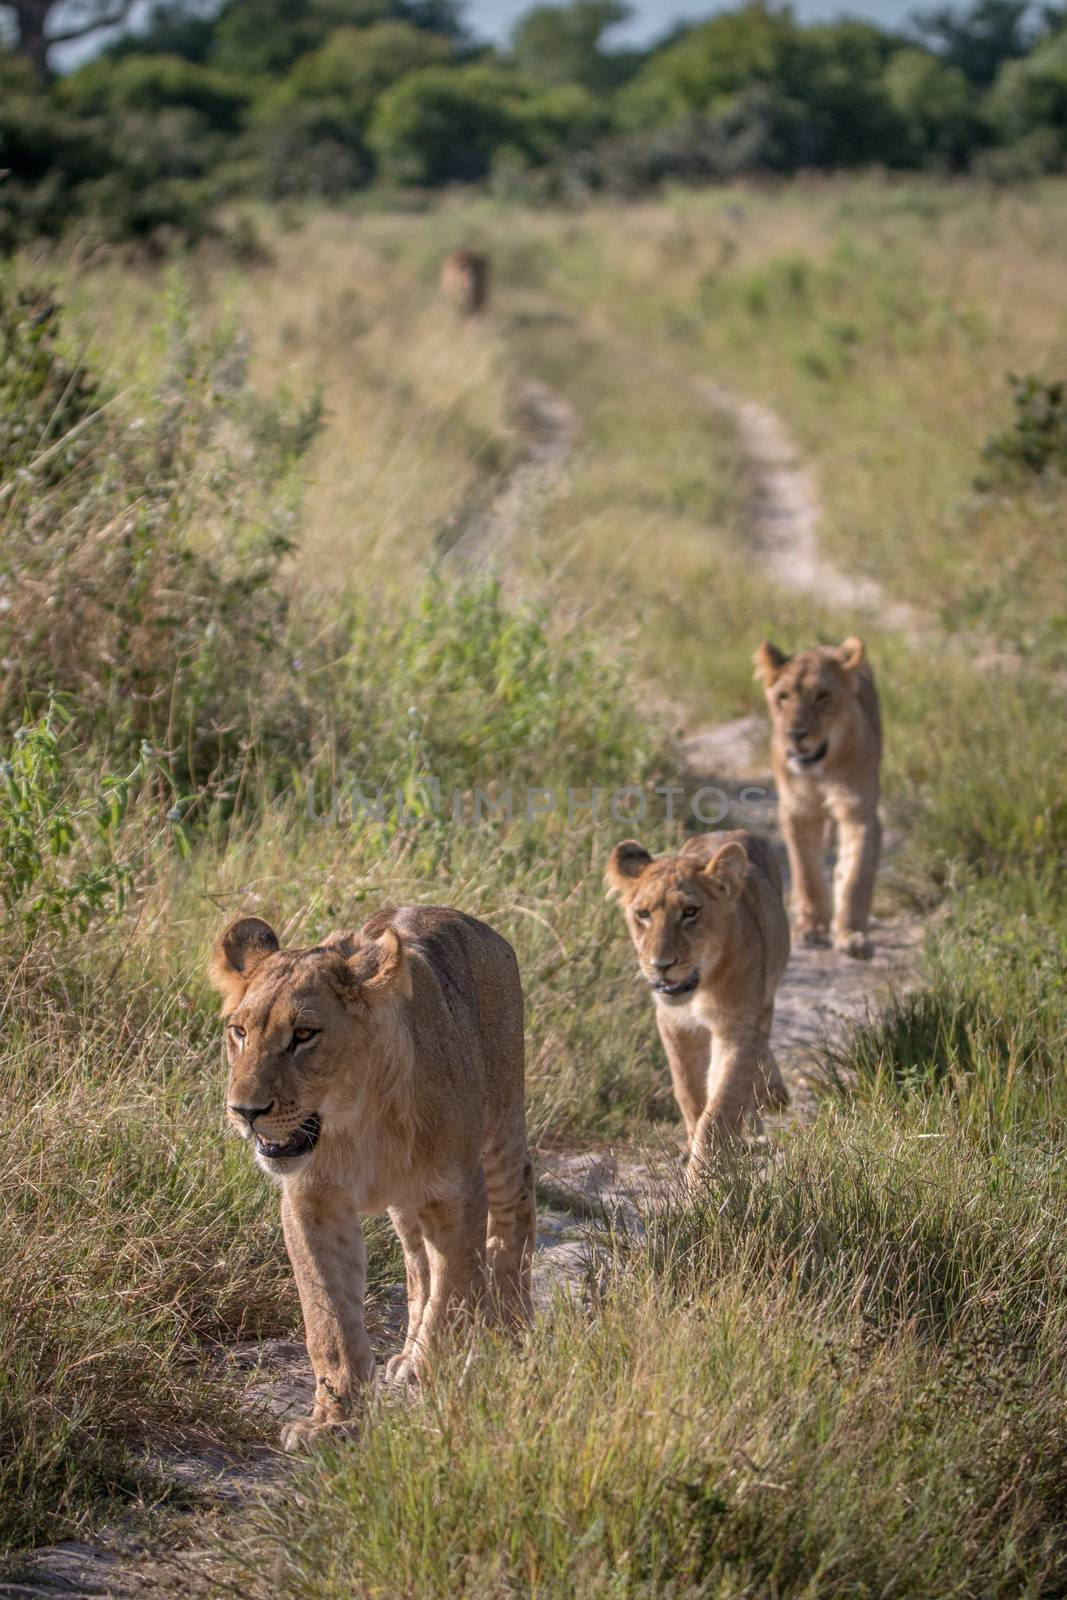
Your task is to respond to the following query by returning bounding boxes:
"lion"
[208,904,534,1450]
[606,830,790,1178]
[754,635,882,960]
[441,249,489,316]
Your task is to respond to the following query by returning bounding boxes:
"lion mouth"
[788,740,829,771]
[652,970,700,1000]
[255,1114,321,1161]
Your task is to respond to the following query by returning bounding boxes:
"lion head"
[605,837,749,1005]
[208,916,412,1177]
[754,636,867,776]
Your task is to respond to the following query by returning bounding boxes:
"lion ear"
[605,840,653,897]
[702,841,748,901]
[208,916,279,1012]
[348,926,412,1003]
[835,635,866,690]
[836,635,865,669]
[754,641,789,686]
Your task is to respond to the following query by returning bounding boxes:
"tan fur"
[755,636,883,960]
[441,249,489,315]
[606,831,791,1179]
[209,905,534,1450]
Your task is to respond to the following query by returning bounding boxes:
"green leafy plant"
[0,707,168,938]
[980,372,1067,484]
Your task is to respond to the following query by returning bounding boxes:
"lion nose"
[653,958,676,973]
[790,727,808,744]
[230,1100,275,1127]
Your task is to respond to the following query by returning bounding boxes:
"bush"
[58,54,253,131]
[987,27,1067,165]
[0,277,321,788]
[249,22,453,194]
[368,63,533,184]
[980,372,1067,482]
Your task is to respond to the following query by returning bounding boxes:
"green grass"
[4,178,1067,1587]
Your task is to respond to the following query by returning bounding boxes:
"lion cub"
[755,635,882,960]
[209,905,534,1449]
[607,831,790,1175]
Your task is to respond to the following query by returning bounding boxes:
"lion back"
[366,904,524,1126]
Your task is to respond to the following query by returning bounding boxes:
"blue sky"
[465,0,915,46]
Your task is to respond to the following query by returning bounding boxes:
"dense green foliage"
[2,0,1067,244]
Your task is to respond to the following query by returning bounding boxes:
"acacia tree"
[2,0,137,81]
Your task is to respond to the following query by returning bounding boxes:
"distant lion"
[441,249,489,315]
[209,905,534,1449]
[755,636,882,959]
[607,831,790,1177]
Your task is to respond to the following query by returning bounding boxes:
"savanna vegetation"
[2,0,1067,248]
[2,159,1067,1595]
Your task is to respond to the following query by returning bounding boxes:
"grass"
[3,176,1067,1589]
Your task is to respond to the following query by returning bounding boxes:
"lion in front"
[755,635,882,959]
[607,831,790,1178]
[209,904,534,1449]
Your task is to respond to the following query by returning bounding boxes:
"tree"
[909,0,1037,84]
[883,45,984,163]
[368,62,530,183]
[511,0,637,92]
[988,24,1067,161]
[249,20,453,194]
[2,0,139,81]
[208,0,464,77]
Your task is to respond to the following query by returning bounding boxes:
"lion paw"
[795,923,831,947]
[383,1354,421,1394]
[279,1414,360,1453]
[835,930,874,960]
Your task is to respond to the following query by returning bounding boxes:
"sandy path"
[444,380,575,573]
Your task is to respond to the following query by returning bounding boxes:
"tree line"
[1,0,1066,247]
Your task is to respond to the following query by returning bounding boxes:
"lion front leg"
[280,1185,375,1451]
[656,1007,713,1146]
[688,1030,765,1185]
[830,807,881,960]
[385,1207,431,1384]
[781,805,832,944]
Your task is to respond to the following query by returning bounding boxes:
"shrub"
[980,372,1067,483]
[0,277,321,787]
[58,54,254,132]
[368,63,532,184]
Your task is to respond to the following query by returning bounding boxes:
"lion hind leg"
[753,1004,789,1112]
[483,1132,535,1332]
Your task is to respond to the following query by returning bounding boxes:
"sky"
[465,0,914,46]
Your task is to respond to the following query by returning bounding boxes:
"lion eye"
[228,1024,245,1042]
[814,691,829,707]
[291,1027,320,1046]
[681,906,699,921]
[777,691,789,704]
[634,909,651,923]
